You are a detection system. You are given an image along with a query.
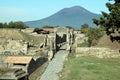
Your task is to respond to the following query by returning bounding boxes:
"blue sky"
[0,0,114,22]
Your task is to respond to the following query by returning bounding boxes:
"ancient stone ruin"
[0,27,75,80]
[0,39,28,55]
[76,47,120,58]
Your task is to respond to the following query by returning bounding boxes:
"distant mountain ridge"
[25,6,101,29]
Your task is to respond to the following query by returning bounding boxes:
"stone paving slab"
[39,44,68,80]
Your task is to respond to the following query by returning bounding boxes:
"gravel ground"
[39,44,68,80]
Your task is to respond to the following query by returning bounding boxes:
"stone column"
[54,33,57,52]
[48,50,53,61]
[70,32,74,44]
[44,35,48,47]
[66,28,70,44]
[54,28,57,52]
[50,38,54,50]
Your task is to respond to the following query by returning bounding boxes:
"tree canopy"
[93,0,120,41]
[86,27,103,46]
[81,23,89,33]
[0,21,29,29]
[42,25,54,28]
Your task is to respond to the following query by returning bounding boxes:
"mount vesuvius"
[25,6,100,29]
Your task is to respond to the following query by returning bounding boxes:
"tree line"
[0,21,29,29]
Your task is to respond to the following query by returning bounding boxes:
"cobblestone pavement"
[39,44,68,80]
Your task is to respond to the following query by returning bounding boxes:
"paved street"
[39,44,68,80]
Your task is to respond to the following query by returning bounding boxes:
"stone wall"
[75,34,88,44]
[6,40,28,54]
[0,55,7,67]
[76,47,120,58]
[0,40,28,55]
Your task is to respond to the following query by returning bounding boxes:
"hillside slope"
[0,29,24,39]
[25,6,100,29]
[96,34,120,50]
[0,29,44,45]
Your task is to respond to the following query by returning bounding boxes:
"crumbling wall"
[76,47,120,58]
[75,34,88,44]
[0,56,7,67]
[4,40,28,55]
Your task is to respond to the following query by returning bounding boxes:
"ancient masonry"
[76,47,120,58]
[0,27,74,80]
[0,39,28,55]
[47,27,74,60]
[74,31,120,58]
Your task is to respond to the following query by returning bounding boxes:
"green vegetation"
[78,41,89,47]
[93,0,120,41]
[59,55,120,80]
[0,21,28,29]
[80,23,89,33]
[42,25,54,28]
[86,27,104,46]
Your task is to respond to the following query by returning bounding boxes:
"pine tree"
[93,0,120,42]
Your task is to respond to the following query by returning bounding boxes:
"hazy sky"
[0,0,114,22]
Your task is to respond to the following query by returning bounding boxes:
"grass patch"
[59,55,120,80]
[77,41,89,47]
[0,29,24,39]
[0,29,45,45]
[19,30,45,45]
